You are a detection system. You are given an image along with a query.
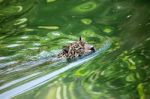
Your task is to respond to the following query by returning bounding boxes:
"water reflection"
[0,40,111,99]
[0,72,40,90]
[0,0,150,99]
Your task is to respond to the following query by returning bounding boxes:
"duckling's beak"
[90,47,96,52]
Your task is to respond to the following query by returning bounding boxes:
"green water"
[0,0,150,99]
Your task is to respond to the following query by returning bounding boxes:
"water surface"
[0,0,150,99]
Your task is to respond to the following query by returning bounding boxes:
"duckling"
[58,37,95,60]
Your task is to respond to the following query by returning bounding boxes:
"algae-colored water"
[0,0,150,99]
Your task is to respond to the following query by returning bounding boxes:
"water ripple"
[0,40,111,99]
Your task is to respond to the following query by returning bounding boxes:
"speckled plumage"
[58,37,95,60]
